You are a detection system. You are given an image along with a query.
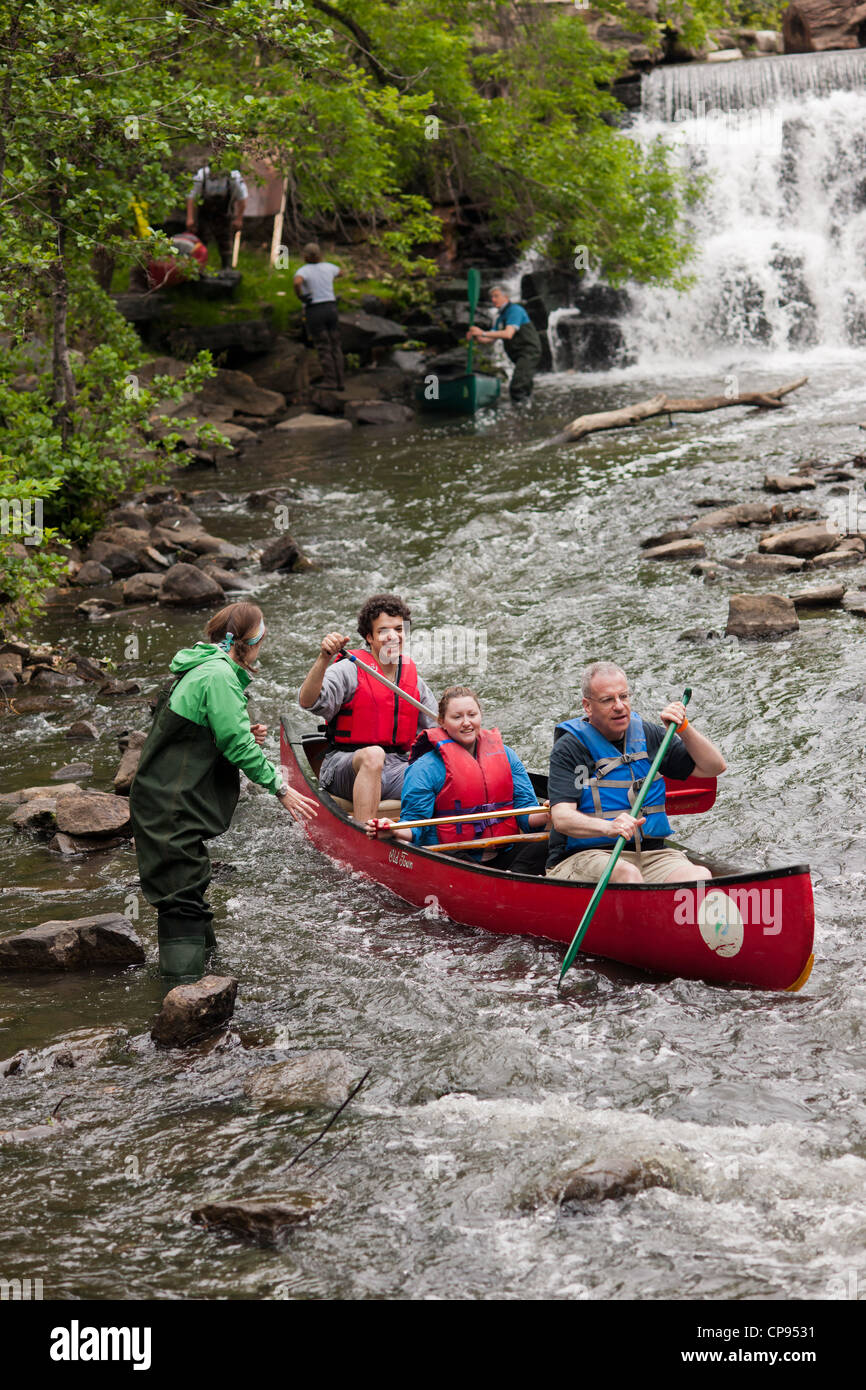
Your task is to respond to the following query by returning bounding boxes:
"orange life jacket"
[412,726,520,845]
[327,649,421,752]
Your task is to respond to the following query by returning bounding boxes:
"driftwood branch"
[549,377,808,445]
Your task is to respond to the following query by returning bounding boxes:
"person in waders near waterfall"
[129,603,317,980]
[467,285,543,403]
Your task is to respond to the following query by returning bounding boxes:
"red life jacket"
[327,649,421,753]
[414,726,521,845]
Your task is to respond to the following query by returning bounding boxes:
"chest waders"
[504,321,542,401]
[197,178,233,269]
[129,682,242,978]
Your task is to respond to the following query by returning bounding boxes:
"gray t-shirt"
[295,262,340,304]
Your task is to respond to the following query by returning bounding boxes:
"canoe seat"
[328,795,402,818]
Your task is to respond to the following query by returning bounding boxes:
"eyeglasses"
[588,691,631,709]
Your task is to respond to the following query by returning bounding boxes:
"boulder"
[337,311,409,359]
[0,652,23,676]
[689,502,775,533]
[726,594,800,640]
[75,597,121,619]
[783,0,866,53]
[843,593,866,617]
[0,915,145,971]
[790,583,846,608]
[49,831,128,856]
[51,763,92,780]
[158,563,224,607]
[243,1050,350,1110]
[113,733,147,794]
[122,572,164,603]
[151,975,238,1047]
[191,1192,328,1241]
[0,668,17,691]
[54,790,132,838]
[105,506,151,532]
[259,535,307,573]
[764,474,816,492]
[1,1026,127,1077]
[810,547,865,569]
[246,336,309,399]
[758,522,840,557]
[554,314,632,371]
[723,551,806,574]
[0,783,80,806]
[195,562,257,592]
[9,799,57,834]
[642,538,706,561]
[73,560,114,586]
[556,1159,671,1206]
[28,666,85,689]
[194,368,285,420]
[344,400,414,426]
[1,639,30,661]
[66,720,99,740]
[274,412,352,433]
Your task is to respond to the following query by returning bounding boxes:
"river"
[2,346,866,1300]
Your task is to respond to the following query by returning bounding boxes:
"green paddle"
[558,687,692,986]
[465,267,481,374]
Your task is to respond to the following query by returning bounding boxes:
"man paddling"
[467,285,542,403]
[298,594,437,822]
[546,662,726,884]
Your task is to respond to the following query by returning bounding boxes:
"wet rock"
[151,975,238,1047]
[194,367,285,420]
[245,487,296,510]
[764,473,816,492]
[68,654,110,683]
[66,720,99,740]
[338,311,408,358]
[75,597,121,619]
[0,650,22,677]
[72,560,114,586]
[0,914,144,971]
[51,763,92,780]
[191,1191,327,1241]
[49,831,127,856]
[122,572,164,603]
[54,789,132,838]
[0,1117,68,1145]
[0,783,80,806]
[690,560,721,580]
[0,667,17,691]
[244,1050,350,1110]
[105,506,151,532]
[689,502,775,533]
[113,732,147,795]
[275,412,352,433]
[640,529,693,549]
[245,336,309,399]
[1,1026,127,1077]
[158,563,223,607]
[642,538,706,561]
[758,522,840,557]
[259,535,307,573]
[0,639,30,661]
[843,593,866,617]
[726,593,799,640]
[556,1158,671,1206]
[28,667,85,688]
[98,677,143,696]
[790,583,846,608]
[723,551,806,574]
[8,799,57,834]
[83,541,141,577]
[185,489,232,507]
[810,548,865,569]
[195,562,257,593]
[344,400,414,426]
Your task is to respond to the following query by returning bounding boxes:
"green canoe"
[415,372,501,414]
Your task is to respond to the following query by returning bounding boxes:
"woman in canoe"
[130,602,318,980]
[366,685,549,870]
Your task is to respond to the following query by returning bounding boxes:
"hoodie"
[168,643,281,794]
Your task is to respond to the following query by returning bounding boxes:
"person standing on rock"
[186,164,248,271]
[467,285,542,403]
[293,243,345,390]
[130,602,317,980]
[298,595,437,823]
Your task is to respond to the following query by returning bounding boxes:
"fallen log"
[549,377,808,445]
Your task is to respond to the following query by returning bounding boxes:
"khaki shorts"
[546,847,696,884]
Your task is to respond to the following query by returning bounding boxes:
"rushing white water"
[622,56,866,370]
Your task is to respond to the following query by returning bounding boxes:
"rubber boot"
[158,936,208,982]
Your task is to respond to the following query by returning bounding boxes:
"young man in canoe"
[467,285,543,403]
[298,594,437,822]
[366,685,549,871]
[546,662,726,884]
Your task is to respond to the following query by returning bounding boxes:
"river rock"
[191,1191,328,1241]
[259,535,307,573]
[0,668,17,691]
[66,720,99,740]
[51,763,92,780]
[843,593,866,617]
[49,831,128,856]
[344,400,414,426]
[688,502,775,532]
[783,0,863,53]
[0,652,23,676]
[723,551,806,574]
[122,572,164,603]
[764,473,816,492]
[151,975,238,1047]
[246,335,309,399]
[556,1158,671,1206]
[73,560,114,586]
[338,311,408,357]
[105,506,151,531]
[790,583,846,608]
[113,732,147,794]
[8,798,57,833]
[0,915,145,971]
[0,783,80,806]
[99,677,143,697]
[194,368,285,420]
[158,563,223,607]
[28,667,85,688]
[83,541,140,577]
[640,529,692,549]
[726,593,800,639]
[275,412,352,433]
[243,1050,350,1110]
[810,547,865,569]
[54,789,132,837]
[1,1026,127,1077]
[642,538,706,561]
[1,639,30,661]
[75,597,120,619]
[758,522,840,557]
[195,562,257,593]
[0,1118,68,1145]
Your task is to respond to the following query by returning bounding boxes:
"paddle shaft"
[392,805,545,830]
[426,832,548,853]
[340,650,436,718]
[558,687,692,983]
[466,267,481,374]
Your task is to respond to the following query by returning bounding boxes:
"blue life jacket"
[557,714,672,851]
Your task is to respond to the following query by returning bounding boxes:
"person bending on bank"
[546,661,726,884]
[130,603,317,980]
[298,594,437,823]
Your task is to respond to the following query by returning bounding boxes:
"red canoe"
[280,723,815,993]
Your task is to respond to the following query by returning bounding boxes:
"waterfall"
[618,52,866,368]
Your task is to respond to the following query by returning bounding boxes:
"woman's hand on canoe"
[278,786,319,822]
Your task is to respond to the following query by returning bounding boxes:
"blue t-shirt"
[400,743,538,859]
[494,302,530,331]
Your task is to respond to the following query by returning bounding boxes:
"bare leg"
[351,746,385,823]
[609,860,643,884]
[665,863,712,883]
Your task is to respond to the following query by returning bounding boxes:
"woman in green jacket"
[129,602,317,979]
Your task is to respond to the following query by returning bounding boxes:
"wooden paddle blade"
[663,776,717,816]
